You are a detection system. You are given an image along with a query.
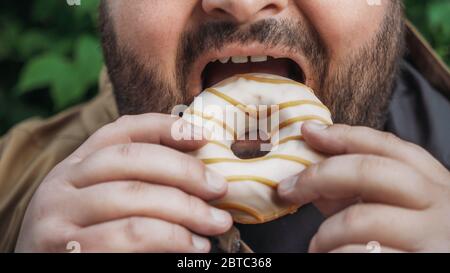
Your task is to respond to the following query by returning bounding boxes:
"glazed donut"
[182,73,333,224]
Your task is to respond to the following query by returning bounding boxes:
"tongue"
[202,58,292,89]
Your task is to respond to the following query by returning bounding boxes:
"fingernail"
[205,169,227,193]
[210,208,230,226]
[192,234,209,251]
[305,122,328,132]
[278,175,298,194]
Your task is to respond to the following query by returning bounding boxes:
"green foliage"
[0,0,102,134]
[405,0,450,67]
[17,35,102,109]
[0,0,449,135]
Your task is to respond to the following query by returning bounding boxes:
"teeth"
[219,57,230,64]
[231,56,248,64]
[250,56,268,62]
[214,55,270,64]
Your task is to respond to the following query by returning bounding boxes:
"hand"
[278,122,450,253]
[15,114,232,253]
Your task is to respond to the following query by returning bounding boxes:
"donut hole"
[231,131,272,159]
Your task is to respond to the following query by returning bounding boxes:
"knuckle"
[177,155,204,182]
[174,193,209,226]
[338,124,354,139]
[167,224,191,247]
[34,219,74,252]
[94,122,116,139]
[124,217,145,243]
[380,131,401,146]
[185,194,207,216]
[356,156,385,179]
[114,115,134,128]
[125,181,148,196]
[116,143,140,159]
[312,156,338,178]
[342,205,367,231]
[404,140,427,156]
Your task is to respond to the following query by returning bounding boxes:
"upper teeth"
[216,56,269,64]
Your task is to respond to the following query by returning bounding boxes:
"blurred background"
[0,0,449,135]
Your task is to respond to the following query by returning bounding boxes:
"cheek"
[111,1,195,75]
[296,0,387,59]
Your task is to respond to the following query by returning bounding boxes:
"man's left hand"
[277,122,450,253]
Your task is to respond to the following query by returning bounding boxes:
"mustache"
[177,18,329,87]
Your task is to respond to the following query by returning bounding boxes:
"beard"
[99,1,404,130]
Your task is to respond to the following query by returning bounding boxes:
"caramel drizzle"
[226,175,279,188]
[235,74,314,93]
[278,100,330,112]
[205,88,330,117]
[273,135,305,146]
[202,154,312,167]
[215,202,264,222]
[205,88,256,116]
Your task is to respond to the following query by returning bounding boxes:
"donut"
[182,73,333,224]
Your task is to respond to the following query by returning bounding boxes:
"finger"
[68,143,227,200]
[278,154,433,211]
[71,217,211,253]
[71,181,232,235]
[71,113,208,161]
[328,244,405,253]
[309,204,422,253]
[301,122,447,183]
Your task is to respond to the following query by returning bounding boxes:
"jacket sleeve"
[0,123,53,252]
[0,128,37,252]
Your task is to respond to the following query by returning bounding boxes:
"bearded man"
[1,0,449,253]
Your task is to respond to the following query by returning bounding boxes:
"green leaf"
[75,35,103,85]
[15,52,90,110]
[16,53,72,94]
[50,68,85,110]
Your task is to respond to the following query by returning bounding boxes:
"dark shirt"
[236,60,450,253]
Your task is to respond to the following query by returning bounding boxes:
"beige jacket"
[0,22,449,252]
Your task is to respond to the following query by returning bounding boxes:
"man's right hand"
[15,113,233,253]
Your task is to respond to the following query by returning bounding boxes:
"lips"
[187,45,308,96]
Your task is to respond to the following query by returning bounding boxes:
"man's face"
[100,0,404,129]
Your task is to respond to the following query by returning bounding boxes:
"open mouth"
[201,55,305,89]
[190,45,308,93]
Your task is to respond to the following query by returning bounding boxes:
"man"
[1,0,449,252]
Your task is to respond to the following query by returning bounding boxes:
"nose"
[202,0,288,24]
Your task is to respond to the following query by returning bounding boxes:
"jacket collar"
[405,20,450,99]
